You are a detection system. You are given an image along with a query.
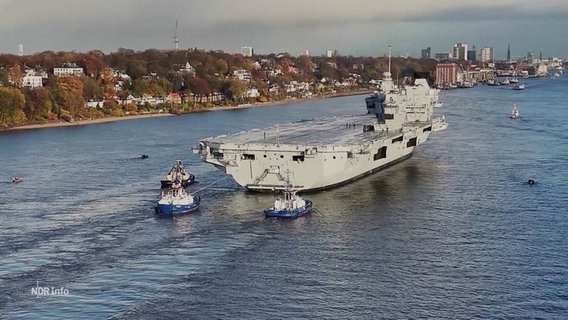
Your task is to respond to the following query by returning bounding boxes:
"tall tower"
[18,44,23,57]
[173,19,179,51]
[507,44,511,61]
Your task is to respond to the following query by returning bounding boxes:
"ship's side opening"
[392,135,403,143]
[423,126,432,132]
[374,146,387,161]
[407,137,417,147]
[293,155,304,162]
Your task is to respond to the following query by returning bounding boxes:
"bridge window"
[243,154,255,160]
[293,155,304,162]
[385,114,394,120]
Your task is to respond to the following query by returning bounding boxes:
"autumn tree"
[99,67,117,96]
[54,75,85,120]
[186,76,211,103]
[7,64,23,87]
[23,87,53,121]
[83,77,104,100]
[0,69,9,86]
[214,59,228,75]
[219,79,246,104]
[82,53,106,78]
[0,87,26,126]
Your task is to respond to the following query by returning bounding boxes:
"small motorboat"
[512,83,525,90]
[160,160,195,188]
[510,105,519,119]
[154,182,201,216]
[12,176,22,183]
[264,186,313,219]
[140,154,149,159]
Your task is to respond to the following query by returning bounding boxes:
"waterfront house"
[54,63,84,76]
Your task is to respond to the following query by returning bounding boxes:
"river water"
[1,75,567,319]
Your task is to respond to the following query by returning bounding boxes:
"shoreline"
[1,89,373,132]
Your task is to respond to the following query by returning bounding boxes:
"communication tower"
[174,20,179,51]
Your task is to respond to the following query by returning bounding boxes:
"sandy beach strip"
[2,113,176,132]
[1,89,373,132]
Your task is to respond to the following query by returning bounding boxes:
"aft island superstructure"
[193,70,447,192]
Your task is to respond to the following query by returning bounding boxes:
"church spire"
[507,44,511,61]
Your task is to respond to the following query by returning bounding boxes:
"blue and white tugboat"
[160,160,195,188]
[264,185,313,219]
[154,181,201,216]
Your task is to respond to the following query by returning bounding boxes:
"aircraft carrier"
[193,69,447,192]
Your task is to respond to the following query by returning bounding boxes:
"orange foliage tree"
[54,75,85,119]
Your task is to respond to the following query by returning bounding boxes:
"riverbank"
[1,89,374,132]
[1,113,176,132]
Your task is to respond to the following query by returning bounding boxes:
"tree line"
[0,48,437,128]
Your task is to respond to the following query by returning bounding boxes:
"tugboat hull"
[155,195,201,216]
[264,200,313,219]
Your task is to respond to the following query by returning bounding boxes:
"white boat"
[264,184,313,218]
[512,83,525,90]
[160,160,195,188]
[154,182,201,216]
[510,105,519,119]
[193,48,447,192]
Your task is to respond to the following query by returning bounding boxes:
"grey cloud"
[0,0,567,56]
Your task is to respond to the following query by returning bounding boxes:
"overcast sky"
[1,0,567,59]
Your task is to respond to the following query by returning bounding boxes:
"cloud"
[1,0,567,55]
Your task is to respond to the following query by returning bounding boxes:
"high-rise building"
[480,47,494,63]
[467,45,476,61]
[452,43,468,61]
[18,44,23,56]
[507,44,511,61]
[435,53,450,60]
[241,46,254,57]
[326,49,336,58]
[299,49,310,57]
[421,47,431,59]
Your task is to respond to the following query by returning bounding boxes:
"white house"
[245,88,260,98]
[233,69,252,82]
[54,63,84,76]
[22,68,43,88]
[180,62,195,75]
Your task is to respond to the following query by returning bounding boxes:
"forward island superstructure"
[194,67,447,192]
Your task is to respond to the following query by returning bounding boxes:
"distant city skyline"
[1,0,567,59]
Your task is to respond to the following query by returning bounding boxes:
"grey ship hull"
[195,115,442,192]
